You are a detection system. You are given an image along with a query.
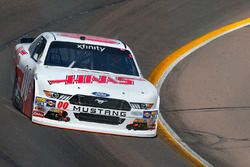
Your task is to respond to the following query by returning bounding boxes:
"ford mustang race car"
[12,32,159,137]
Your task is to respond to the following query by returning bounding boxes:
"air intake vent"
[74,113,125,125]
[69,95,131,111]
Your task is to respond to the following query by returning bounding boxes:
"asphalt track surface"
[0,1,250,167]
[161,25,250,167]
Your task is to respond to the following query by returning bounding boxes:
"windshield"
[44,41,139,76]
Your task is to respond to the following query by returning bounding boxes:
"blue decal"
[143,111,158,119]
[92,92,110,97]
[143,111,151,119]
[46,99,56,107]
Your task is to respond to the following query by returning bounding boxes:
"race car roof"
[48,32,127,49]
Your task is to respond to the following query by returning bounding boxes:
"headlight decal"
[130,102,154,110]
[43,90,71,100]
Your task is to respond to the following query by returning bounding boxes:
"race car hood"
[35,66,158,103]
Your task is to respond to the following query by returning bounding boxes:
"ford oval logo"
[92,92,110,97]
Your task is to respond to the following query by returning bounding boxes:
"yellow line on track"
[148,18,250,85]
[157,121,204,166]
[148,17,250,166]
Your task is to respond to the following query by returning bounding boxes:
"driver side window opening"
[29,36,47,62]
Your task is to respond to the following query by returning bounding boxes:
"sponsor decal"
[73,106,126,117]
[51,108,64,114]
[77,44,106,52]
[36,97,46,103]
[130,111,143,117]
[143,111,158,119]
[92,92,110,97]
[134,118,146,123]
[34,106,44,111]
[126,118,156,130]
[143,111,151,119]
[48,75,142,85]
[57,101,69,109]
[46,99,56,107]
[35,96,46,106]
[32,111,44,118]
[126,118,148,130]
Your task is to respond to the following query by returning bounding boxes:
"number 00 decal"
[57,101,69,109]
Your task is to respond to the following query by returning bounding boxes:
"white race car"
[12,32,159,137]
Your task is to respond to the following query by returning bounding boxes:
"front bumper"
[32,116,157,137]
[33,96,158,137]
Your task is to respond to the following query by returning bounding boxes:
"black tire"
[28,81,35,119]
[12,77,22,111]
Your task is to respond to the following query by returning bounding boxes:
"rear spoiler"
[20,38,35,43]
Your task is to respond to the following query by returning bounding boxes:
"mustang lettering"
[73,106,126,117]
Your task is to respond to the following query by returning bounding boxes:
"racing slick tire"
[12,76,22,111]
[12,76,34,119]
[23,81,35,119]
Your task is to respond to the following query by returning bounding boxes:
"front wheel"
[23,81,35,119]
[12,77,22,111]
